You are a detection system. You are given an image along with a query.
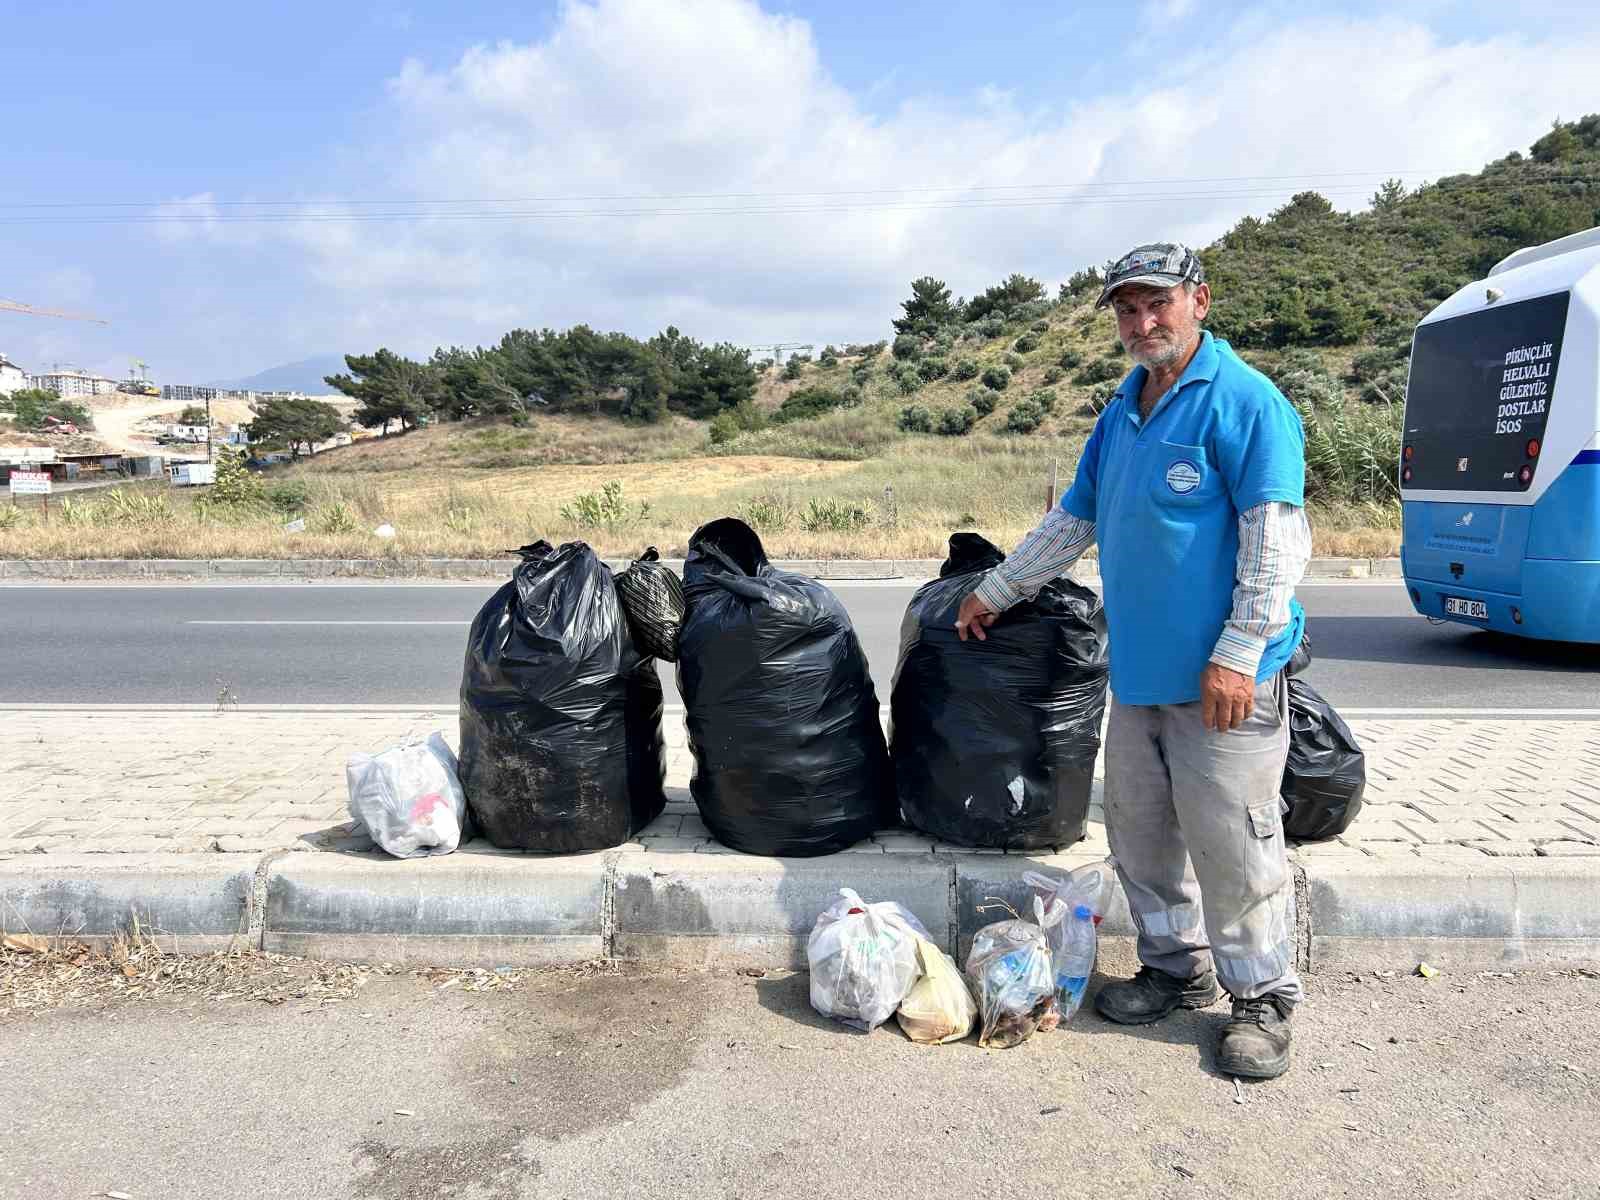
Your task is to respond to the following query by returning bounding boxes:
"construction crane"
[0,297,109,324]
[127,358,159,396]
[746,342,813,364]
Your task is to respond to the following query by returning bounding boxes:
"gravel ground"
[1,943,1596,1200]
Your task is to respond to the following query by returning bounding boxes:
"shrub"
[951,357,980,381]
[1058,349,1083,370]
[891,363,922,395]
[892,334,923,361]
[850,362,872,386]
[776,385,854,424]
[980,366,1011,391]
[917,356,949,382]
[1075,356,1124,385]
[312,502,360,534]
[1005,400,1044,434]
[976,316,1006,339]
[800,497,871,532]
[818,350,838,370]
[208,449,264,508]
[932,328,957,352]
[1030,387,1058,414]
[559,480,651,531]
[1013,333,1039,354]
[937,406,977,436]
[897,405,935,433]
[968,388,997,417]
[710,398,768,443]
[102,489,175,526]
[741,492,796,532]
[1030,318,1051,333]
[1003,353,1025,371]
[1042,366,1065,385]
[781,357,803,381]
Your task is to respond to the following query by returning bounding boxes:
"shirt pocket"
[1149,441,1222,508]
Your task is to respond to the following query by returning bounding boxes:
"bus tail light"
[1402,465,1414,484]
[1403,444,1415,461]
[1526,438,1541,458]
[1518,464,1534,487]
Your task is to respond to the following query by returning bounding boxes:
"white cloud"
[139,1,1600,370]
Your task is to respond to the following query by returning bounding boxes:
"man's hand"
[956,592,999,642]
[1200,662,1256,732]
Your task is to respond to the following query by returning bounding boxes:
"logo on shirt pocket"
[1165,459,1202,495]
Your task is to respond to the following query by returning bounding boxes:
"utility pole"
[206,391,214,462]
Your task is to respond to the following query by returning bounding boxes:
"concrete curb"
[0,556,1403,582]
[4,839,1595,973]
[0,854,254,953]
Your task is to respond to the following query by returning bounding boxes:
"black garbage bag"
[890,533,1109,850]
[677,517,892,856]
[1286,629,1312,677]
[1281,678,1366,840]
[459,540,666,852]
[615,547,685,662]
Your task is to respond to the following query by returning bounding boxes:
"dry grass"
[0,305,1405,562]
[0,923,530,1016]
[0,439,1402,560]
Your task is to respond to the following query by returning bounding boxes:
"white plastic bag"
[1024,859,1118,1021]
[966,896,1060,1048]
[896,936,977,1044]
[345,732,468,858]
[807,887,932,1031]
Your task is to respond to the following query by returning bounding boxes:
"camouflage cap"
[1096,242,1205,308]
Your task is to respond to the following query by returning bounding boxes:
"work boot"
[1215,994,1294,1079]
[1093,965,1220,1025]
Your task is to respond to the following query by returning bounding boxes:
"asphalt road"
[3,580,1598,710]
[3,954,1596,1199]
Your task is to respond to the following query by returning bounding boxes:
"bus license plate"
[1444,596,1488,620]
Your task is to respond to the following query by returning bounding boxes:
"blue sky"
[3,0,1597,385]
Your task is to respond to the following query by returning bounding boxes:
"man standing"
[956,242,1311,1079]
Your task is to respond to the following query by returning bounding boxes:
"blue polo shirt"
[1061,331,1305,705]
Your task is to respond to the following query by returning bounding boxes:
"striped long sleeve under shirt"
[972,502,1312,678]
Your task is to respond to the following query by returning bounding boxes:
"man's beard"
[1125,322,1196,369]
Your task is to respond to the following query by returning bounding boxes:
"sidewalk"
[3,706,1598,972]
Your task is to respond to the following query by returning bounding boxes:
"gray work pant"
[1102,673,1302,1003]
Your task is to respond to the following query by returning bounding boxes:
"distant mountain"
[207,354,348,394]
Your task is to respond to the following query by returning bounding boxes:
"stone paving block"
[638,836,707,853]
[1339,819,1419,844]
[1394,817,1510,843]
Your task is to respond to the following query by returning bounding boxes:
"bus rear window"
[1403,291,1569,492]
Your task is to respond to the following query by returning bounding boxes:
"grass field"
[0,297,1404,561]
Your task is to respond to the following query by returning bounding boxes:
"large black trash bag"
[1286,629,1313,677]
[1281,678,1366,841]
[677,517,892,856]
[890,533,1109,850]
[615,547,685,662]
[459,540,667,851]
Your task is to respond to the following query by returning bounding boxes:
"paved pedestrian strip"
[1,708,1596,861]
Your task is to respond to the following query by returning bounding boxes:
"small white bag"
[345,732,468,858]
[807,888,932,1032]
